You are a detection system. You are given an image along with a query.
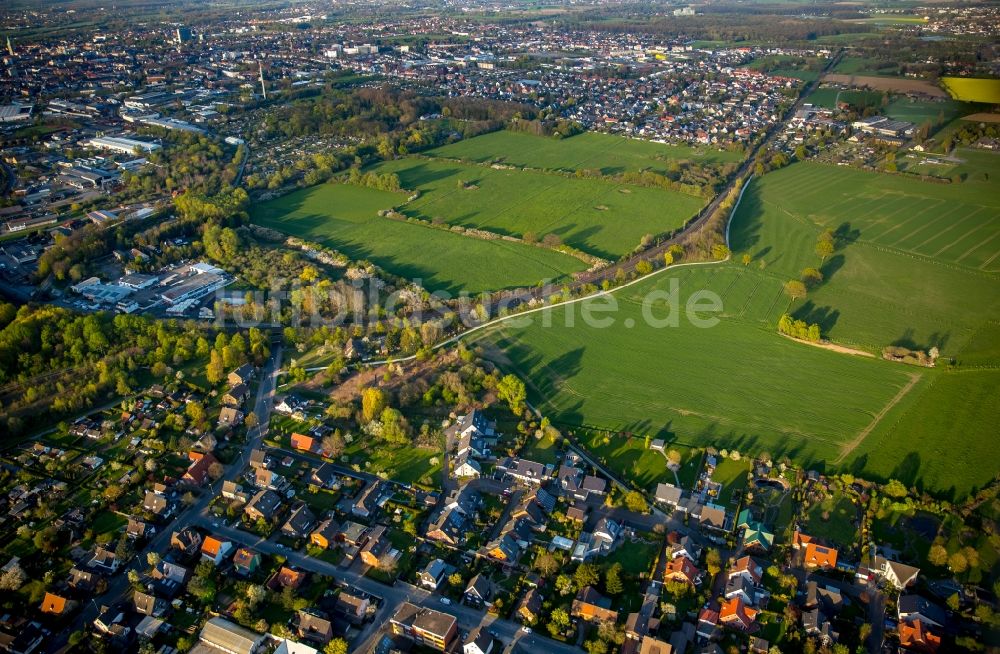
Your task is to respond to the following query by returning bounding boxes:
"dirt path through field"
[778,332,876,357]
[834,372,922,463]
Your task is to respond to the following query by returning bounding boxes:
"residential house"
[201,536,233,566]
[592,517,622,552]
[389,601,458,652]
[352,481,382,519]
[274,395,308,417]
[182,451,219,486]
[898,619,942,653]
[170,528,203,559]
[898,595,947,629]
[290,432,320,455]
[453,454,482,479]
[218,406,244,428]
[572,586,618,623]
[68,567,100,593]
[249,449,271,470]
[719,596,758,631]
[665,556,700,587]
[655,483,683,508]
[874,555,920,590]
[132,591,167,618]
[126,517,153,540]
[667,533,700,563]
[418,559,451,590]
[254,467,284,490]
[803,543,838,570]
[697,607,720,641]
[558,465,608,501]
[233,548,262,576]
[311,463,339,489]
[310,516,341,550]
[222,384,249,407]
[228,364,256,387]
[267,567,307,592]
[486,533,520,563]
[245,489,282,522]
[464,573,494,607]
[801,581,843,645]
[637,636,673,654]
[282,503,317,539]
[496,457,550,485]
[427,506,471,546]
[699,503,727,531]
[40,592,75,616]
[358,525,393,567]
[222,481,249,503]
[464,627,501,654]
[295,610,333,646]
[143,491,170,517]
[517,588,542,624]
[333,590,370,624]
[87,547,119,574]
[737,510,774,552]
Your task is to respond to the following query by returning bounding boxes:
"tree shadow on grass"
[792,301,841,332]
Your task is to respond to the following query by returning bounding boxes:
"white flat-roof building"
[88,136,162,154]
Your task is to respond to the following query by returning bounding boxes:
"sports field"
[425,130,744,174]
[366,156,705,260]
[885,97,969,127]
[250,182,585,294]
[807,87,885,110]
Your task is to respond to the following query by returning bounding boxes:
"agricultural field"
[806,87,885,110]
[821,74,947,97]
[730,159,1000,351]
[941,77,1000,104]
[425,130,744,173]
[366,156,705,260]
[250,181,585,294]
[471,264,934,482]
[885,97,970,128]
[741,55,825,82]
[470,157,1000,497]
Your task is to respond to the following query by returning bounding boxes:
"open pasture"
[250,182,585,295]
[425,130,743,174]
[466,263,996,492]
[730,160,1000,352]
[367,156,705,260]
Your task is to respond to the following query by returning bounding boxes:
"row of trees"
[778,313,822,342]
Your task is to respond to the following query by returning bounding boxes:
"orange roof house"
[40,592,74,616]
[719,597,759,631]
[802,542,838,569]
[268,566,307,591]
[571,586,619,623]
[792,530,814,549]
[290,433,316,453]
[200,535,232,565]
[899,619,942,653]
[664,556,699,586]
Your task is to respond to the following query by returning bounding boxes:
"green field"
[251,182,585,294]
[743,55,823,82]
[473,264,926,472]
[469,159,1000,497]
[367,156,705,260]
[425,130,744,173]
[886,97,969,127]
[806,87,885,110]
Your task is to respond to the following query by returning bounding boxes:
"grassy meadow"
[469,158,1000,497]
[251,182,585,294]
[472,264,927,475]
[425,130,744,173]
[367,156,705,260]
